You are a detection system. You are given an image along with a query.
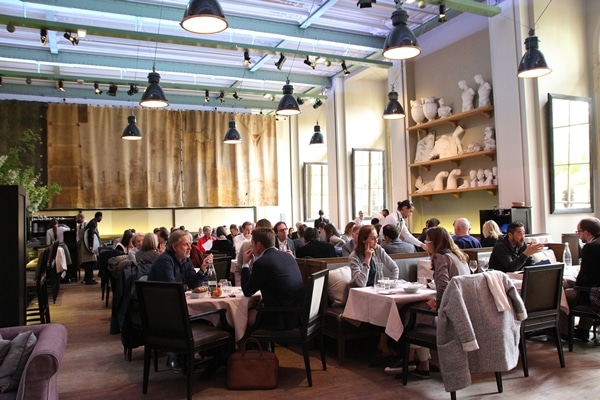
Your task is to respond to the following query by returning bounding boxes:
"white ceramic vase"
[422,96,438,122]
[410,99,425,124]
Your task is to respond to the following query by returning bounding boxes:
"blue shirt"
[452,234,482,249]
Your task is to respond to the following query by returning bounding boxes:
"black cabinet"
[479,207,532,235]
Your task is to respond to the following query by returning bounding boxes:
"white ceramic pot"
[422,96,438,121]
[410,99,425,124]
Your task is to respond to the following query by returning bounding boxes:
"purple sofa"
[0,324,67,400]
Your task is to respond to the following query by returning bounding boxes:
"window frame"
[303,162,328,222]
[351,148,386,218]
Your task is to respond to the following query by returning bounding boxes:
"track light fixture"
[122,114,143,140]
[313,99,323,109]
[357,0,376,8]
[94,82,102,95]
[6,24,15,33]
[223,119,242,144]
[263,93,275,101]
[304,56,316,70]
[382,0,421,60]
[0,76,3,87]
[438,5,447,23]
[107,84,118,96]
[341,61,350,76]
[233,92,242,101]
[40,28,47,45]
[218,91,225,103]
[324,59,332,67]
[383,87,405,119]
[63,31,79,46]
[181,0,229,34]
[25,78,32,85]
[276,79,301,116]
[310,123,325,146]
[517,29,551,79]
[274,53,286,70]
[243,50,252,67]
[296,97,304,105]
[127,84,139,96]
[204,90,210,102]
[57,80,65,92]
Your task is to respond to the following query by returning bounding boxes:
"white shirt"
[46,226,71,244]
[379,211,423,247]
[233,234,251,256]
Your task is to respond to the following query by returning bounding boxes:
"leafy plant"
[0,129,61,214]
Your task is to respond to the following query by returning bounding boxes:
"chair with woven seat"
[135,281,234,400]
[568,286,600,352]
[519,263,565,376]
[246,269,329,387]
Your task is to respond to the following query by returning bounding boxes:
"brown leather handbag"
[227,338,279,390]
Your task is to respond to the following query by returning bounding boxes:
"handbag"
[227,338,279,390]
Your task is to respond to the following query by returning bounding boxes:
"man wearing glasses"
[273,221,296,256]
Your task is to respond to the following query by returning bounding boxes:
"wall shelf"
[409,150,496,171]
[407,105,494,132]
[411,185,498,200]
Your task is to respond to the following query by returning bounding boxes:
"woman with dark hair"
[115,230,134,254]
[324,223,345,247]
[379,200,425,250]
[341,221,356,242]
[349,225,398,288]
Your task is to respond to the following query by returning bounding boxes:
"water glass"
[201,281,210,297]
[469,260,478,274]
[220,279,231,294]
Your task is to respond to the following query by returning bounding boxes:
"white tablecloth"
[343,286,435,341]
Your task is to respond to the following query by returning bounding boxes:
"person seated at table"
[451,217,482,249]
[382,224,416,255]
[563,217,600,341]
[295,227,337,258]
[342,224,361,257]
[417,218,440,250]
[349,225,399,288]
[210,226,236,257]
[135,232,161,271]
[480,219,502,247]
[241,228,304,331]
[196,225,216,254]
[488,221,543,272]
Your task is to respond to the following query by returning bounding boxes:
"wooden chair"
[135,281,234,400]
[26,246,52,324]
[45,241,61,304]
[519,263,566,376]
[568,286,600,352]
[246,269,329,387]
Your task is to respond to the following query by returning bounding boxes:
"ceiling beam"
[299,0,342,29]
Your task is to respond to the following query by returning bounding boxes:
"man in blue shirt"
[452,217,482,249]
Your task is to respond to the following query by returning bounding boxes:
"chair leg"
[568,314,575,352]
[318,334,327,371]
[301,344,313,387]
[553,324,566,368]
[495,371,503,393]
[519,334,529,377]
[450,391,456,400]
[186,354,194,400]
[337,338,345,366]
[402,341,410,386]
[142,347,151,394]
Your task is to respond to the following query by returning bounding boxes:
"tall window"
[303,163,328,221]
[548,93,593,213]
[352,149,385,217]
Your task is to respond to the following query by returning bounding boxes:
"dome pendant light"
[181,0,228,34]
[383,88,405,120]
[276,79,301,116]
[140,67,169,108]
[223,119,242,144]
[122,114,143,140]
[517,29,551,79]
[309,123,325,146]
[382,0,421,60]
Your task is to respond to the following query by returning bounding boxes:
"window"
[548,93,593,214]
[303,163,328,221]
[352,149,385,217]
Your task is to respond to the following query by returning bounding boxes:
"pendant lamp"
[276,79,301,116]
[223,120,242,144]
[383,89,405,119]
[122,115,143,140]
[310,124,325,146]
[517,29,551,79]
[139,68,169,108]
[382,1,421,60]
[181,0,228,34]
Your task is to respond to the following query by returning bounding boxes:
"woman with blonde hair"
[481,219,502,247]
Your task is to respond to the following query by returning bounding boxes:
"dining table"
[343,286,436,342]
[186,288,261,343]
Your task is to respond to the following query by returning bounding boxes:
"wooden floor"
[47,278,600,400]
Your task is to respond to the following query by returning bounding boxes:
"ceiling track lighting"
[57,80,65,92]
[233,92,242,101]
[223,119,242,144]
[40,28,48,45]
[383,87,405,119]
[438,5,447,23]
[94,82,102,95]
[122,114,143,140]
[296,97,304,105]
[181,0,229,34]
[107,84,118,96]
[324,59,332,67]
[383,0,421,60]
[204,90,210,102]
[140,67,169,108]
[0,76,3,87]
[341,61,350,76]
[243,50,252,67]
[6,24,15,33]
[517,29,551,79]
[304,56,316,70]
[357,0,376,9]
[263,93,274,101]
[127,84,138,96]
[310,123,325,146]
[25,77,32,85]
[63,31,79,46]
[312,98,323,109]
[276,79,301,116]
[274,53,286,70]
[218,91,225,103]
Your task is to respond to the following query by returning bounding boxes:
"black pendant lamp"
[310,123,325,146]
[517,29,551,79]
[181,0,228,34]
[382,1,421,60]
[276,79,301,116]
[139,67,169,108]
[223,120,242,144]
[383,89,405,120]
[122,115,143,140]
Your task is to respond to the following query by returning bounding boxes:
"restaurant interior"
[0,0,599,399]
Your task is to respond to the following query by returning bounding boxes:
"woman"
[324,223,345,248]
[481,219,502,247]
[115,230,134,254]
[381,200,425,250]
[349,225,399,288]
[342,224,361,257]
[135,233,160,273]
[340,221,356,243]
[196,225,215,254]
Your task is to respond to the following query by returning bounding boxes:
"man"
[128,232,144,262]
[381,224,415,255]
[81,211,102,285]
[488,221,543,272]
[76,212,88,282]
[149,229,212,290]
[241,228,304,330]
[296,227,337,259]
[274,221,296,256]
[226,224,239,245]
[313,209,329,228]
[565,218,600,340]
[451,217,482,249]
[234,219,272,285]
[234,221,253,256]
[354,210,365,226]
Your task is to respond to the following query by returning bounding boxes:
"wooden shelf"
[409,150,496,171]
[411,185,498,200]
[407,105,494,132]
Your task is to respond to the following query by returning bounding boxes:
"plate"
[376,290,395,295]
[209,294,228,299]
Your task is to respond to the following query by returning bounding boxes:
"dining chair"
[211,255,232,283]
[519,263,565,376]
[568,286,600,352]
[45,241,61,304]
[26,246,52,324]
[135,281,234,400]
[246,269,329,387]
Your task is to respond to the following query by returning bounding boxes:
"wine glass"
[219,279,231,295]
[469,260,478,274]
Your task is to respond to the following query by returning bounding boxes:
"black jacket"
[296,240,337,259]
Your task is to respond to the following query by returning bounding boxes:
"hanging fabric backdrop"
[45,103,277,209]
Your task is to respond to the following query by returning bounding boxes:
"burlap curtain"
[46,103,277,209]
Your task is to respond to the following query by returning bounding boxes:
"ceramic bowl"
[403,284,422,294]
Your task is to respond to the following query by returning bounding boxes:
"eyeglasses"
[277,228,287,232]
[575,230,583,234]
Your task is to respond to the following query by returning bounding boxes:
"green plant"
[0,129,61,214]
